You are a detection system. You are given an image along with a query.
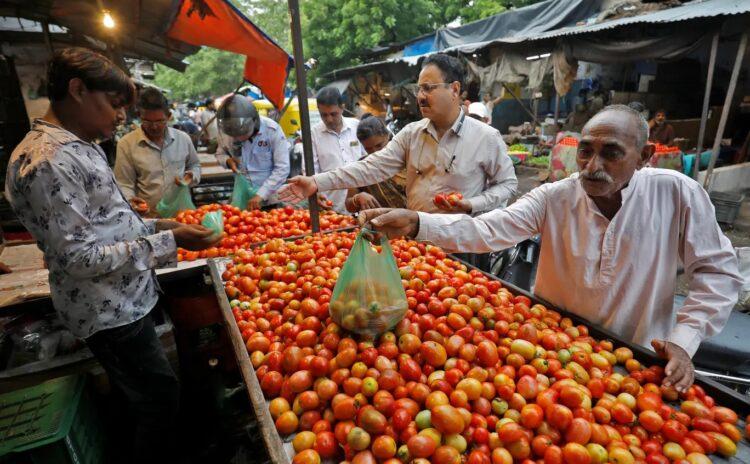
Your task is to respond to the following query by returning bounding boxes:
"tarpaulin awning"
[399,0,600,57]
[167,0,292,108]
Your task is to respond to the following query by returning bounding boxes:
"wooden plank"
[208,258,291,464]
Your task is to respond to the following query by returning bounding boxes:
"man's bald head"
[585,104,650,150]
[577,104,654,199]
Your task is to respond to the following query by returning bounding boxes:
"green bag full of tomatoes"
[329,229,408,338]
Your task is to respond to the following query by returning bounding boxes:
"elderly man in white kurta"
[360,105,742,393]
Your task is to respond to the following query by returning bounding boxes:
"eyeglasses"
[409,82,453,95]
[141,119,168,127]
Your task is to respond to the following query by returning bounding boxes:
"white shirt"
[314,110,517,214]
[215,117,291,200]
[6,120,177,337]
[416,168,741,356]
[200,109,218,140]
[310,117,366,212]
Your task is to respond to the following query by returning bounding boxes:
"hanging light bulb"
[102,10,115,29]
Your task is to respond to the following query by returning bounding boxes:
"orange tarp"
[167,0,291,108]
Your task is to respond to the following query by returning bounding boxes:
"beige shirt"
[310,117,366,212]
[314,110,517,214]
[416,168,741,356]
[114,127,201,209]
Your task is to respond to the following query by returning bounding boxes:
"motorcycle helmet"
[217,94,260,147]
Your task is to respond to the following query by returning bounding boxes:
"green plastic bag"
[201,211,224,237]
[230,174,258,210]
[156,184,195,218]
[329,229,408,338]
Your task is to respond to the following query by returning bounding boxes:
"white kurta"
[416,168,742,356]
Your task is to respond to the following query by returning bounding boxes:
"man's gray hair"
[591,104,650,149]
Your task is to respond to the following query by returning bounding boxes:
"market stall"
[206,229,750,464]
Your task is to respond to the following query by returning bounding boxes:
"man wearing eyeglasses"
[115,87,201,215]
[280,53,517,215]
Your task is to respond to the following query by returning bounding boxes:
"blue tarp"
[399,0,599,56]
[403,36,436,57]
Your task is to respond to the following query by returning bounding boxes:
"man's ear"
[68,78,86,104]
[639,143,655,167]
[452,82,461,98]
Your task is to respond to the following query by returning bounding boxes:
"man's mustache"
[581,170,614,183]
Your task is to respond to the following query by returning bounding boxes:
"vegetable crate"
[0,375,104,464]
[710,191,745,226]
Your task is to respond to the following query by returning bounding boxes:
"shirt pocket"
[251,139,274,171]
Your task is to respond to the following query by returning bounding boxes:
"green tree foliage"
[303,0,545,76]
[154,0,546,98]
[302,0,440,77]
[153,47,245,101]
[243,0,292,52]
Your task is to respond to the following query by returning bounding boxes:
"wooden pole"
[703,31,747,191]
[554,92,560,128]
[502,83,539,126]
[288,0,320,232]
[41,21,54,54]
[694,32,719,180]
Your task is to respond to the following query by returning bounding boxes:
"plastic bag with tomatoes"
[201,210,224,237]
[156,183,196,218]
[329,229,408,339]
[230,174,258,210]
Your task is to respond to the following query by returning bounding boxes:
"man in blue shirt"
[215,95,290,209]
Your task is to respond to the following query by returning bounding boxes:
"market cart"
[206,252,750,464]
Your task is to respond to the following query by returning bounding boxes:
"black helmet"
[217,94,259,139]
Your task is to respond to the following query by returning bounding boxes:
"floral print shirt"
[5,120,178,338]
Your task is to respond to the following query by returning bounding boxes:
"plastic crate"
[710,191,745,225]
[0,375,104,464]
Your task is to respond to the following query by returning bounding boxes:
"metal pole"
[288,0,320,232]
[703,31,747,191]
[275,89,297,122]
[694,32,719,180]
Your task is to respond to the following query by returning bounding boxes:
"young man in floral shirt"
[5,47,219,462]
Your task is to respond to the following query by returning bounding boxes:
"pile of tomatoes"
[174,204,356,261]
[221,231,749,464]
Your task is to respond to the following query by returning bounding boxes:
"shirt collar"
[575,168,643,219]
[31,119,84,146]
[137,126,174,149]
[422,108,466,140]
[323,117,354,136]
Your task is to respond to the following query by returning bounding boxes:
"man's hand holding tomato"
[247,195,263,210]
[434,192,471,213]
